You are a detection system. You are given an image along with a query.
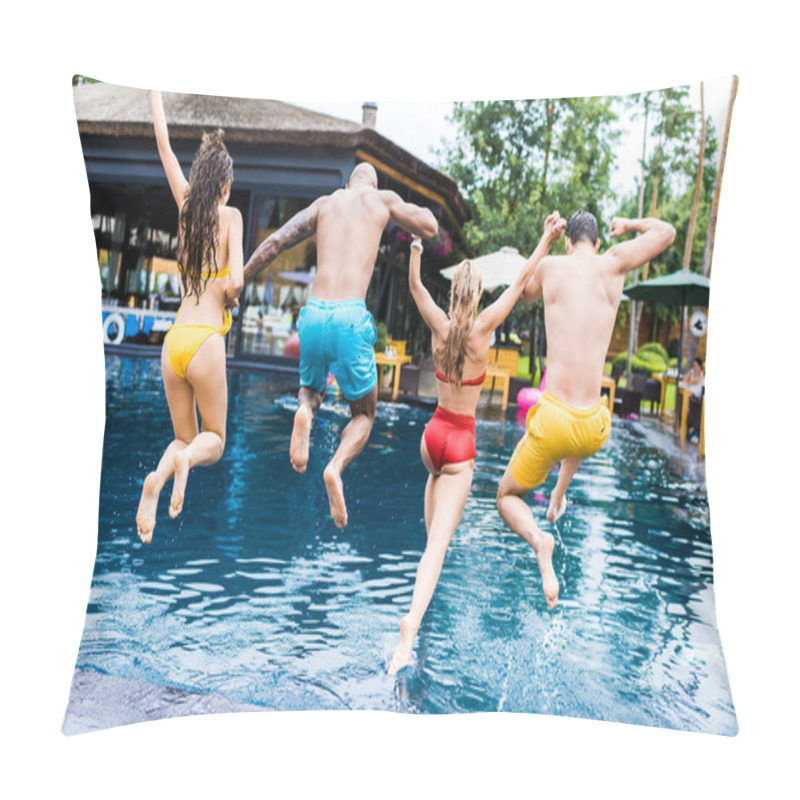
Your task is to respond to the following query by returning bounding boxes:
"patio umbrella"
[623,269,710,309]
[439,246,526,292]
[625,269,710,427]
[441,246,531,362]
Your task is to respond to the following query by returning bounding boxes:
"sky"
[300,75,735,211]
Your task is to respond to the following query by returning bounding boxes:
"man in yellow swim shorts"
[496,211,676,609]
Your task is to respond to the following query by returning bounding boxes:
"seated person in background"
[680,357,705,439]
[680,357,705,398]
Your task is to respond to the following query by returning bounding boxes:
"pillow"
[64,76,738,736]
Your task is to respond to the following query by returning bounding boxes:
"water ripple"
[69,355,736,735]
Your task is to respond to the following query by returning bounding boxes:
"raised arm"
[475,212,566,334]
[408,237,448,336]
[150,90,189,208]
[606,217,676,274]
[242,198,322,284]
[224,207,244,308]
[383,191,438,239]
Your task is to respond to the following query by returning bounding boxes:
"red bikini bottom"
[423,406,476,472]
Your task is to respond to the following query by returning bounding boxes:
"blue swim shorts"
[297,297,378,402]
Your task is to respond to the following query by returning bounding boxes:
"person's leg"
[136,346,199,542]
[290,386,323,473]
[497,470,559,609]
[322,386,377,528]
[547,457,582,522]
[420,434,437,535]
[389,460,474,674]
[170,334,228,518]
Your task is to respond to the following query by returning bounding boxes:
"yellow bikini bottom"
[164,309,232,380]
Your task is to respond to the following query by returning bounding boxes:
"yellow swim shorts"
[508,391,611,489]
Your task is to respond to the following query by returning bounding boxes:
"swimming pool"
[64,354,737,734]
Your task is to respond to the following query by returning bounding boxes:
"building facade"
[74,82,470,367]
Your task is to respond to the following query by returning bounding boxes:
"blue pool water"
[64,354,737,734]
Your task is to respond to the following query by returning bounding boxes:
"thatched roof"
[73,82,469,224]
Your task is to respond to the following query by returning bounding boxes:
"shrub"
[637,341,669,362]
[614,348,667,375]
[375,322,388,354]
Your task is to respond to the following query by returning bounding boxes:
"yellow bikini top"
[200,264,231,279]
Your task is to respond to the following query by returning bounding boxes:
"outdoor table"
[484,367,510,410]
[600,376,616,411]
[678,387,705,455]
[653,373,678,421]
[375,353,413,401]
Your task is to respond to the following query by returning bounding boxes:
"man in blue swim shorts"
[244,163,438,527]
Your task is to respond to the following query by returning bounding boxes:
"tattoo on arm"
[243,206,318,284]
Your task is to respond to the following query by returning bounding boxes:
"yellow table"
[374,353,413,401]
[678,387,705,454]
[483,367,510,410]
[653,373,678,420]
[600,376,616,410]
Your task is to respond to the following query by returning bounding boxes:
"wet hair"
[177,129,233,301]
[565,210,599,246]
[436,260,483,384]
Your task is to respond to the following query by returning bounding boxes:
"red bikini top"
[435,368,487,386]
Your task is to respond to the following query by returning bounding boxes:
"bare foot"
[388,616,416,675]
[546,492,567,523]
[535,532,559,609]
[170,450,189,519]
[290,405,312,473]
[136,472,160,543]
[323,463,348,528]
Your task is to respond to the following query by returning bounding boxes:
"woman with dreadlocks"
[388,212,566,674]
[136,90,244,543]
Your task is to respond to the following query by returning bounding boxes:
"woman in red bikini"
[388,212,566,674]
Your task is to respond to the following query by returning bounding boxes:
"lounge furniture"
[483,347,519,410]
[375,351,413,400]
[643,378,662,416]
[652,372,679,421]
[509,376,530,404]
[398,353,422,395]
[600,376,616,410]
[617,372,647,417]
[678,387,705,449]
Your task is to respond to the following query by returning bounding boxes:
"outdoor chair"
[484,346,520,409]
[509,376,530,404]
[617,372,647,417]
[398,351,422,396]
[675,384,704,436]
[643,378,662,415]
[687,391,704,434]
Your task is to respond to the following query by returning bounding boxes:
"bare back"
[541,252,625,407]
[431,322,495,417]
[174,205,237,327]
[311,188,393,300]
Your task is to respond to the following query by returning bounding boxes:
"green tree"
[440,98,619,256]
[438,98,619,362]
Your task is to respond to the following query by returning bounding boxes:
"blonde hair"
[436,260,482,384]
